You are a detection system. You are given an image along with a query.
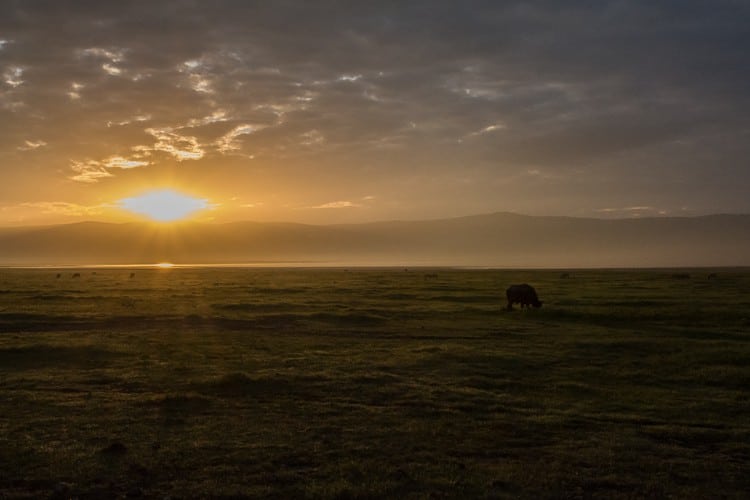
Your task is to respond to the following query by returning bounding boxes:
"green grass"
[1,267,749,498]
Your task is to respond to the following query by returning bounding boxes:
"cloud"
[101,63,122,76]
[107,114,152,127]
[69,160,114,183]
[187,110,228,127]
[594,206,666,217]
[16,201,108,217]
[299,129,324,146]
[307,196,378,212]
[103,156,149,169]
[462,123,507,141]
[215,124,264,153]
[338,74,362,82]
[179,59,215,93]
[78,47,125,76]
[66,82,84,100]
[3,66,23,87]
[18,139,47,151]
[69,114,264,181]
[79,47,125,61]
[69,155,149,183]
[311,201,361,209]
[144,127,205,160]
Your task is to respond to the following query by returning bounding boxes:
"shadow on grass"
[0,344,126,370]
[198,372,316,398]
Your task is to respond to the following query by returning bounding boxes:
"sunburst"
[118,189,208,222]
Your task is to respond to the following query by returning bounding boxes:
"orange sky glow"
[1,2,749,227]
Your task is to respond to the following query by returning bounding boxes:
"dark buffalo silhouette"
[506,284,542,310]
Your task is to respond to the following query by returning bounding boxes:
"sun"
[118,189,209,222]
[155,262,175,268]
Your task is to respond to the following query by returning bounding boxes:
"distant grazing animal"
[56,273,61,279]
[129,272,136,278]
[560,272,570,279]
[72,273,81,278]
[708,273,718,280]
[506,284,542,310]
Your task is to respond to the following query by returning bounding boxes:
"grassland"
[1,267,749,499]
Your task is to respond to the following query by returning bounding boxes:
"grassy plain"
[1,267,749,499]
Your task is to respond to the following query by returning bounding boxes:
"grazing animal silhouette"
[129,272,136,278]
[506,284,542,310]
[56,273,61,279]
[560,272,570,279]
[71,273,81,278]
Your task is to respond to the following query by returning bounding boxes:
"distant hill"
[1,212,749,267]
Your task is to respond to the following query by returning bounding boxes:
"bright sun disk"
[118,189,208,221]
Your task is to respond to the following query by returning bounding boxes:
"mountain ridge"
[1,212,749,267]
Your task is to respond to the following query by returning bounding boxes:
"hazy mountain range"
[1,212,749,268]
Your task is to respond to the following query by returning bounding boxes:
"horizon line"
[2,210,749,229]
[2,263,748,271]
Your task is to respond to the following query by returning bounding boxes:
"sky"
[1,0,749,226]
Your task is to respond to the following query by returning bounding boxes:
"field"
[1,267,749,499]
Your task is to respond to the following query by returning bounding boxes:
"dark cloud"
[1,0,749,222]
